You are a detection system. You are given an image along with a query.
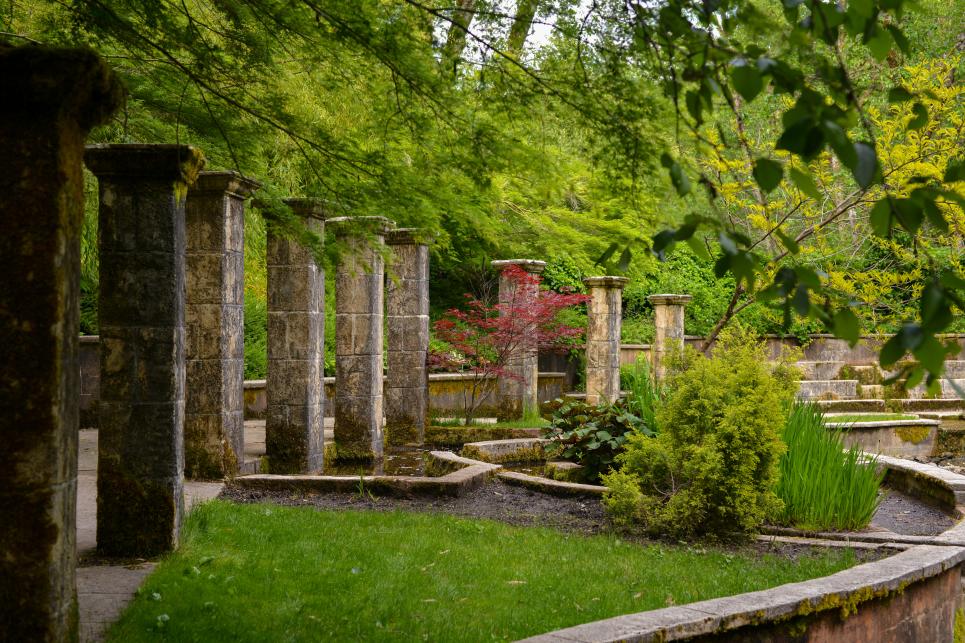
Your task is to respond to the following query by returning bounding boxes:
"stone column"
[86,144,205,558]
[584,277,629,405]
[648,294,692,382]
[331,217,393,460]
[491,259,546,419]
[184,172,259,479]
[265,199,326,473]
[385,229,430,446]
[0,46,121,642]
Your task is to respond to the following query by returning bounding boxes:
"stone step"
[945,361,965,379]
[859,384,885,400]
[904,378,965,400]
[794,361,845,380]
[797,380,858,400]
[898,398,965,413]
[816,399,886,413]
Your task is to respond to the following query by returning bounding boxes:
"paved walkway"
[77,430,223,642]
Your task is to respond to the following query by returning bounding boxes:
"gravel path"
[871,489,956,536]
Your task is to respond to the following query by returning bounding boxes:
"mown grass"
[777,404,884,531]
[109,501,860,642]
[430,416,551,429]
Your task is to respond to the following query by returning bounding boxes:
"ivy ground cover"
[109,500,860,642]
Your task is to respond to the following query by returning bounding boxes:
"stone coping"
[231,451,499,497]
[647,293,692,305]
[582,276,629,288]
[496,471,606,498]
[240,373,567,389]
[825,419,941,429]
[491,259,546,274]
[520,545,965,643]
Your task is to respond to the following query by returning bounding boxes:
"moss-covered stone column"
[385,229,430,446]
[584,277,628,405]
[85,144,204,558]
[184,172,259,479]
[265,199,325,473]
[0,45,122,642]
[648,293,692,382]
[331,217,393,460]
[491,259,546,419]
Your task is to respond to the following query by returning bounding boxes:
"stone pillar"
[86,144,204,558]
[331,217,393,460]
[0,46,121,642]
[491,259,546,419]
[385,229,430,446]
[184,172,259,479]
[265,199,326,473]
[584,277,629,405]
[648,294,692,382]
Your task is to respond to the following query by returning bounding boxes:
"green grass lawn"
[430,416,551,429]
[108,501,860,642]
[825,413,918,423]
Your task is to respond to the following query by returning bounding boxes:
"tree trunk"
[507,0,541,57]
[443,0,476,70]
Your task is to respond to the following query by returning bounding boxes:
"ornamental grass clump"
[602,327,797,541]
[776,403,883,531]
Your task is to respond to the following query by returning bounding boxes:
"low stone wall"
[522,545,965,642]
[828,419,941,458]
[79,335,100,428]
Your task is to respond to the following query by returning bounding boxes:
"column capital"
[648,293,693,306]
[385,227,431,246]
[84,143,205,184]
[492,259,546,275]
[282,197,328,220]
[583,276,629,289]
[193,170,260,197]
[327,215,395,235]
[0,45,124,129]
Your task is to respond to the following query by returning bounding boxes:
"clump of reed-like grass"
[775,403,883,532]
[620,356,664,433]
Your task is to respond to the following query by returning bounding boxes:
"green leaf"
[595,242,618,266]
[789,167,822,200]
[774,228,800,254]
[832,308,860,346]
[852,142,877,189]
[618,247,632,272]
[730,60,764,101]
[848,0,873,19]
[913,336,946,374]
[777,120,823,160]
[753,158,783,193]
[685,90,703,124]
[869,199,893,237]
[879,333,907,367]
[685,236,711,261]
[822,120,856,169]
[887,86,914,103]
[887,25,910,54]
[867,27,892,61]
[907,103,928,131]
[661,153,691,196]
[893,198,923,235]
[944,158,965,183]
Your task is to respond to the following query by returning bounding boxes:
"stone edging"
[519,545,965,642]
[824,419,941,429]
[496,470,606,497]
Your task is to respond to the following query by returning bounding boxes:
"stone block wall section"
[385,228,430,446]
[0,46,123,642]
[265,199,326,473]
[648,293,692,382]
[331,216,394,460]
[85,144,205,558]
[583,277,628,405]
[492,259,546,419]
[184,172,259,479]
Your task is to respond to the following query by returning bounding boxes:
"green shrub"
[543,398,652,483]
[776,403,883,531]
[244,294,268,380]
[603,327,797,541]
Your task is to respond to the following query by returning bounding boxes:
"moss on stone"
[895,425,932,444]
[459,443,545,464]
[954,607,965,643]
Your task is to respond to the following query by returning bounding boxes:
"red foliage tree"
[430,265,588,424]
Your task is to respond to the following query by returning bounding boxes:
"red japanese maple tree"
[430,264,588,425]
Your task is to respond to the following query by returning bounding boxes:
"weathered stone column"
[86,144,204,558]
[584,277,629,405]
[265,199,326,473]
[331,217,393,460]
[0,46,122,642]
[648,294,692,382]
[491,259,546,419]
[184,172,259,479]
[385,229,430,446]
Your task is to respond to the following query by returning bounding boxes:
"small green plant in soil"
[824,413,918,423]
[109,501,859,642]
[776,403,884,532]
[543,397,652,483]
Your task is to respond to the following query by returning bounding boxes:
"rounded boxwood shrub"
[602,327,798,540]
